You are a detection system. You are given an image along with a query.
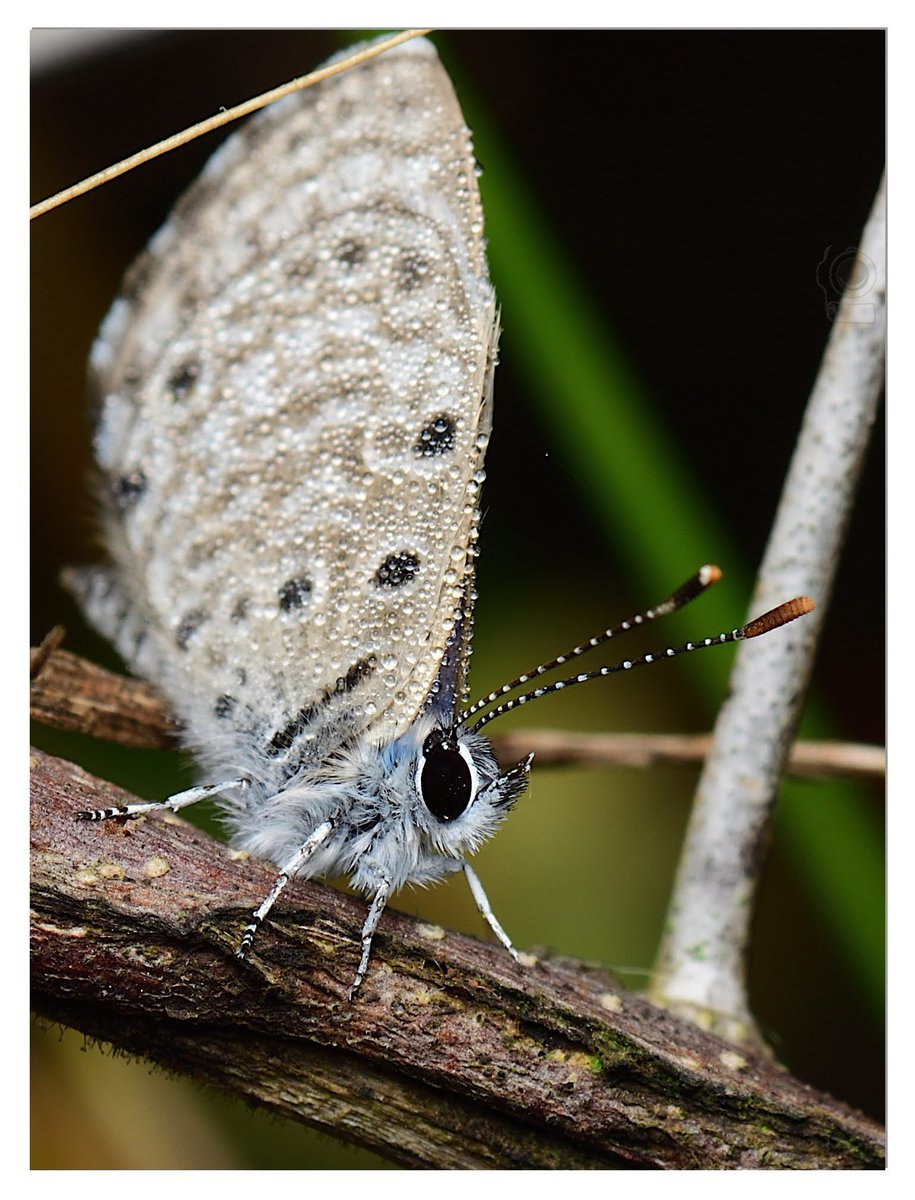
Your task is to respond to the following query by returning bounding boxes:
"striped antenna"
[460,564,724,726]
[463,573,814,735]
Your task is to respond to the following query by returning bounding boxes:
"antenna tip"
[700,563,723,585]
[743,595,816,638]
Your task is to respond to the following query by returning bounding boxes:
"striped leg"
[76,778,250,822]
[349,875,392,1000]
[463,861,521,963]
[236,819,334,959]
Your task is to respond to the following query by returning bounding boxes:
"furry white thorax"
[218,712,516,895]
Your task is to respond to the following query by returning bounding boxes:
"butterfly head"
[349,713,529,883]
[410,722,531,858]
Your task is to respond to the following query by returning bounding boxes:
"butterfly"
[67,34,811,997]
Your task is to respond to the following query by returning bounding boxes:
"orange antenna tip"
[700,563,723,585]
[743,596,815,639]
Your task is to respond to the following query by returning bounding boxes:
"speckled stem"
[650,175,885,1046]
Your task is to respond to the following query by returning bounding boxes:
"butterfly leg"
[349,874,392,1000]
[237,819,334,959]
[463,861,521,963]
[76,777,251,822]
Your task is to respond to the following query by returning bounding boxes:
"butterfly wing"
[74,37,498,774]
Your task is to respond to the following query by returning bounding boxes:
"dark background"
[31,30,884,1168]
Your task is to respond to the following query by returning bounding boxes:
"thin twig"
[30,748,884,1169]
[29,642,181,750]
[491,729,883,783]
[650,175,886,1046]
[29,29,433,220]
[30,643,883,781]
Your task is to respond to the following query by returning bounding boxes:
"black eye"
[419,733,473,822]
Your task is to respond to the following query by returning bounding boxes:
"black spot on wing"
[169,360,200,402]
[230,597,250,623]
[278,576,313,612]
[267,704,318,755]
[175,609,208,651]
[395,251,430,292]
[266,657,376,757]
[111,469,147,511]
[336,238,366,268]
[375,551,420,589]
[414,414,455,457]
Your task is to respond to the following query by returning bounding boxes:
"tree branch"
[30,640,883,782]
[31,748,884,1169]
[650,175,886,1045]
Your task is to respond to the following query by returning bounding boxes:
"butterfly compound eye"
[419,732,474,822]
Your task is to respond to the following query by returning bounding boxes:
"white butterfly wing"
[73,37,498,772]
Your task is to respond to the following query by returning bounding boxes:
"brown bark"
[31,748,884,1169]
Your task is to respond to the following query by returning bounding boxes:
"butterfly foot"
[346,977,364,1003]
[236,922,258,960]
[75,805,134,822]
